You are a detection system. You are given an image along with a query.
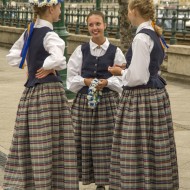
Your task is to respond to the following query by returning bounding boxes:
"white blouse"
[66,38,127,93]
[121,20,155,87]
[6,18,66,71]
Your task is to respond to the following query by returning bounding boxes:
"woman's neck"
[135,18,149,27]
[39,15,53,24]
[92,37,106,46]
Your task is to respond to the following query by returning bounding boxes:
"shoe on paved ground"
[96,185,105,190]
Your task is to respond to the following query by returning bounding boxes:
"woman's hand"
[96,79,108,91]
[84,78,93,86]
[117,63,126,70]
[35,68,56,79]
[108,66,122,76]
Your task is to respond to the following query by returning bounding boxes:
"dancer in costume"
[3,0,79,189]
[66,10,126,190]
[108,0,178,189]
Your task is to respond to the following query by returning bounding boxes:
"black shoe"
[96,185,105,190]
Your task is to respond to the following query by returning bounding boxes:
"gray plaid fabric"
[109,88,179,190]
[3,82,79,190]
[71,91,119,186]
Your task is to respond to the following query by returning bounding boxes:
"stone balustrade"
[0,25,190,84]
[162,45,190,84]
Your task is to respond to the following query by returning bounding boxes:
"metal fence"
[0,4,190,44]
[0,5,33,28]
[155,5,190,45]
[65,4,120,38]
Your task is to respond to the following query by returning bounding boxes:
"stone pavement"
[0,46,190,189]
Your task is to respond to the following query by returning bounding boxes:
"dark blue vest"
[124,29,166,89]
[25,27,62,87]
[79,42,117,94]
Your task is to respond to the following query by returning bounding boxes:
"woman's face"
[127,5,136,26]
[87,14,106,40]
[52,3,61,22]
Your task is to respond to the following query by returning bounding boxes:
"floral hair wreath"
[29,0,63,7]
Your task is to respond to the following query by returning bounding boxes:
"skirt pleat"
[3,82,79,190]
[109,88,179,190]
[71,91,119,186]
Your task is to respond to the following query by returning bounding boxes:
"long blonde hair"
[128,0,162,36]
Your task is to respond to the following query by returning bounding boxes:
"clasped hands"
[84,78,108,91]
[84,63,126,91]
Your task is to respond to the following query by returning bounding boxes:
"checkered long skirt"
[3,82,79,190]
[71,90,119,186]
[109,88,179,190]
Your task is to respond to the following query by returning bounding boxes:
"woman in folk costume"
[3,0,79,189]
[108,0,179,189]
[66,11,126,190]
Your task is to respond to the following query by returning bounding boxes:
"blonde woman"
[108,0,179,189]
[3,0,78,189]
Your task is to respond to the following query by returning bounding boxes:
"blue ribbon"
[19,22,35,69]
[160,36,169,49]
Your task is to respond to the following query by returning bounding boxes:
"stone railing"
[162,45,190,84]
[0,25,190,84]
[1,4,190,45]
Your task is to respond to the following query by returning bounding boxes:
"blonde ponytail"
[151,21,163,36]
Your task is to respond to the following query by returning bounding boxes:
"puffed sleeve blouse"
[66,38,126,93]
[6,18,66,71]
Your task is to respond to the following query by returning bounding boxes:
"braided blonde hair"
[128,0,162,36]
[33,5,49,23]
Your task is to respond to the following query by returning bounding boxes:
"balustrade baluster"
[9,6,13,27]
[115,15,120,39]
[16,6,20,28]
[170,11,177,45]
[75,9,80,34]
[65,9,69,29]
[104,9,108,37]
[2,7,6,26]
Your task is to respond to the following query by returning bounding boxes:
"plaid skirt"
[3,82,79,190]
[71,90,119,186]
[109,88,179,190]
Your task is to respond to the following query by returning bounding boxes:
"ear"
[133,8,139,16]
[49,6,54,14]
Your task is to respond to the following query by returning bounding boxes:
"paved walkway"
[0,47,190,189]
